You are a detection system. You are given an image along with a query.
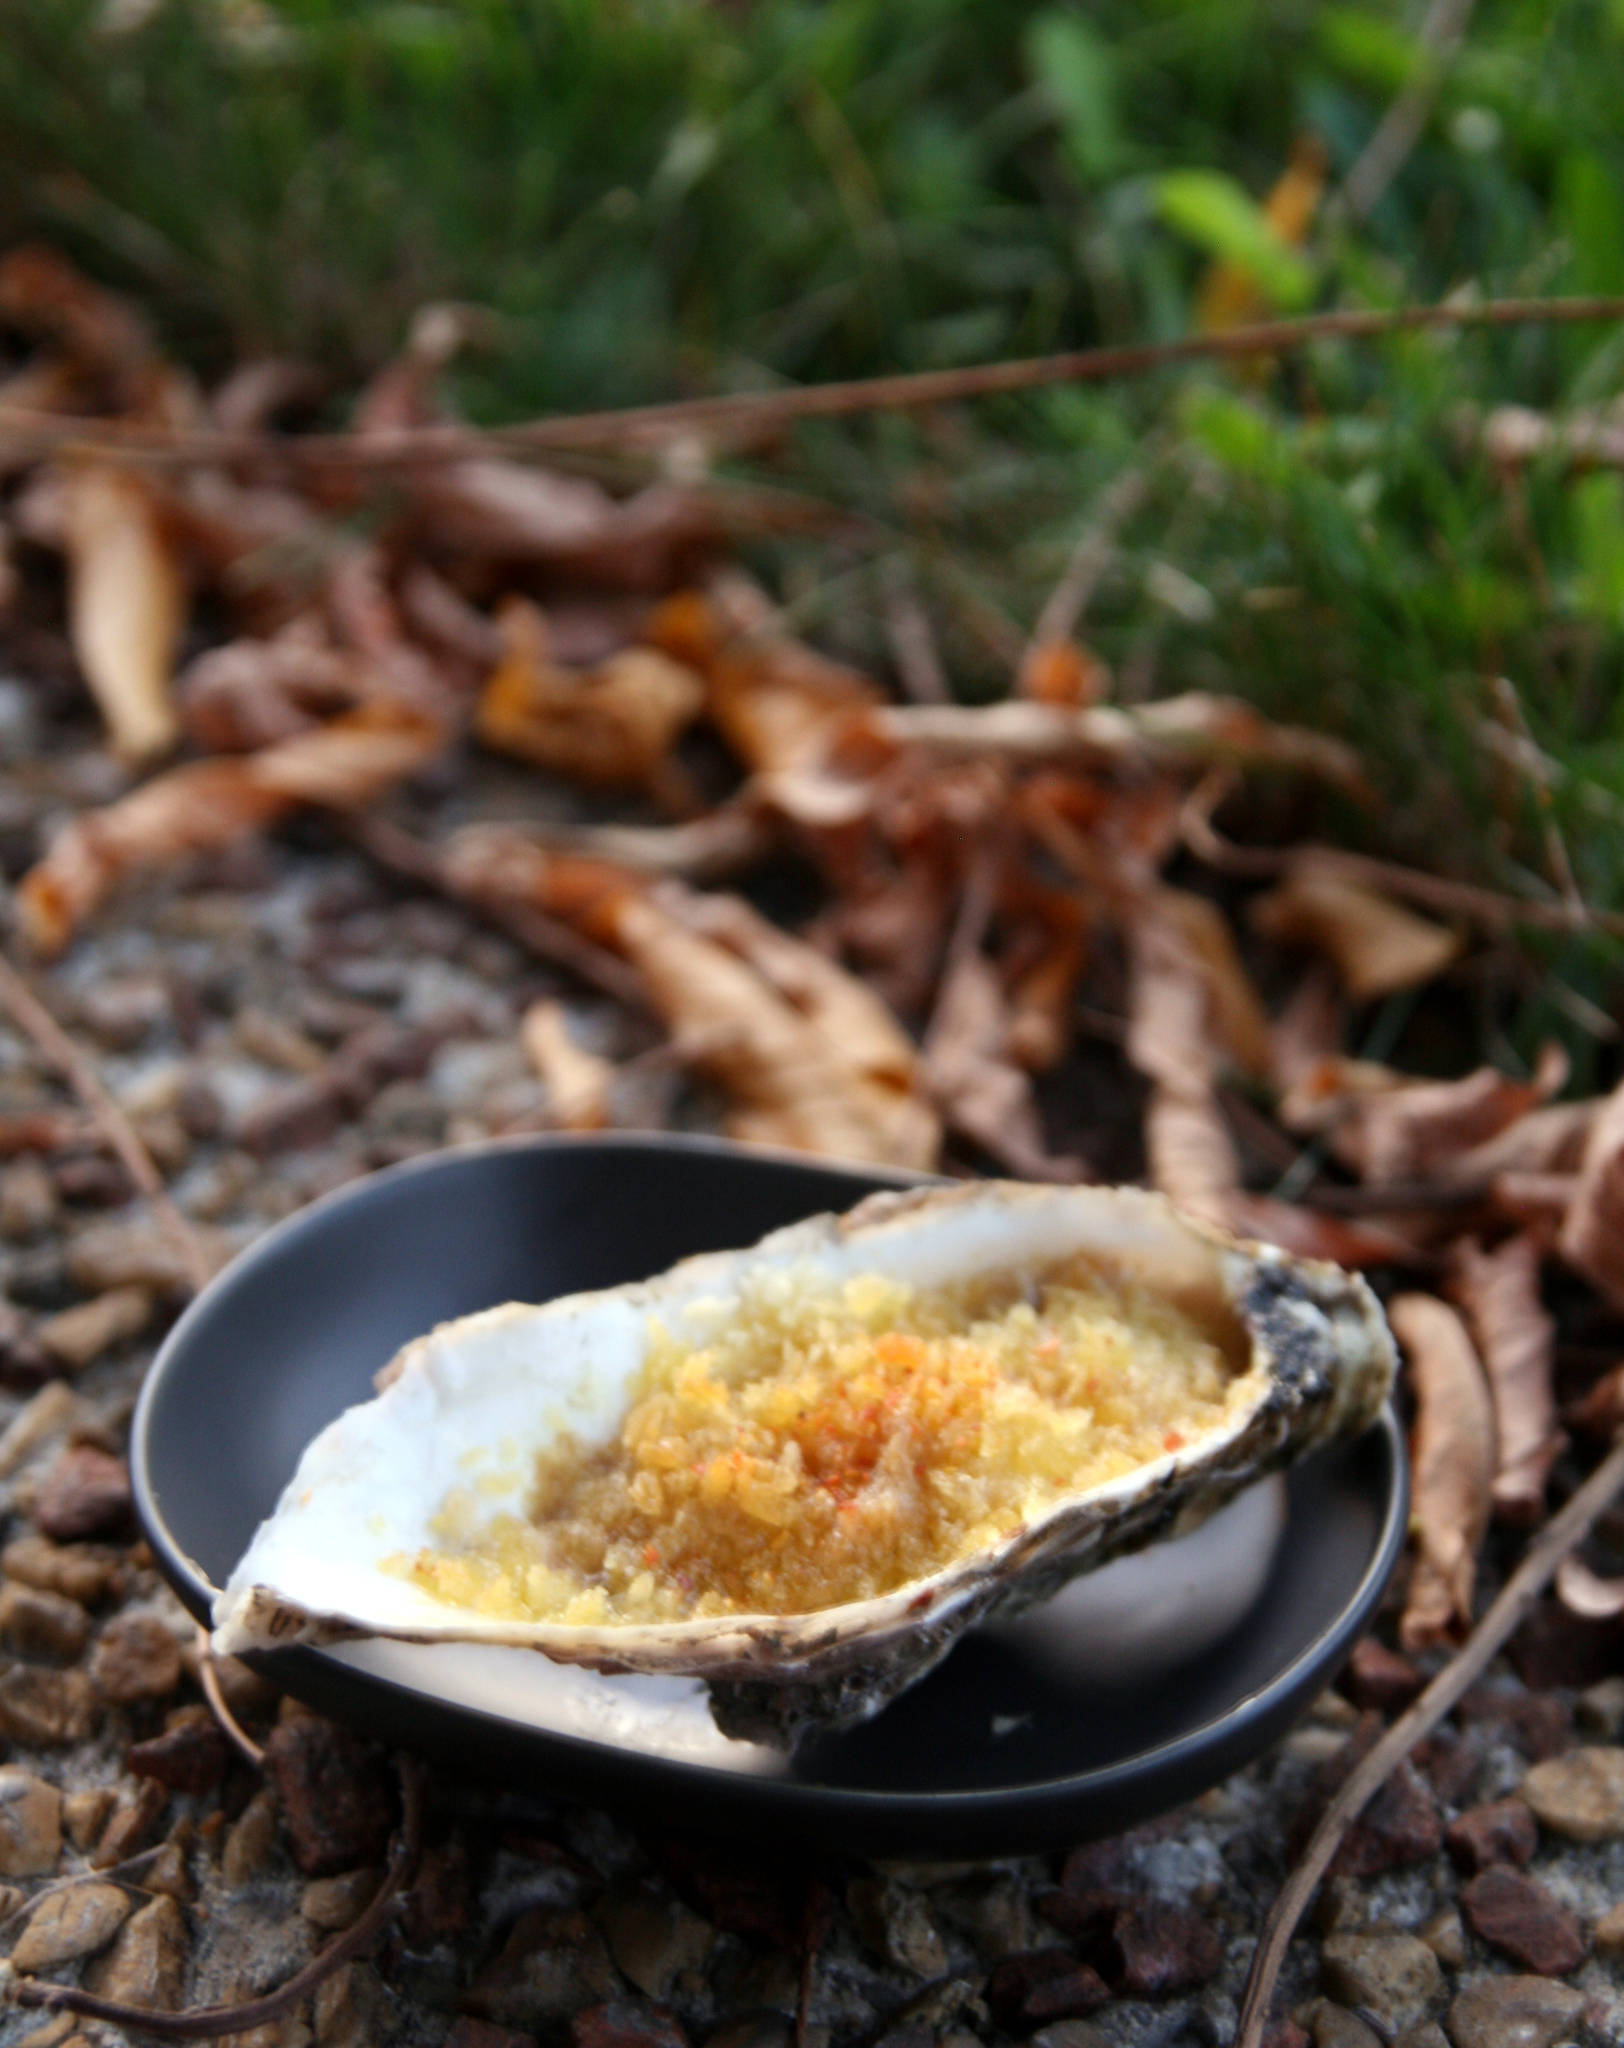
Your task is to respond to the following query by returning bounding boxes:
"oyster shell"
[212,1182,1395,1748]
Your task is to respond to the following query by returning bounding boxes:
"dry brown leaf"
[1144,1086,1240,1227]
[609,886,939,1169]
[999,880,1088,1073]
[55,465,186,762]
[520,1000,613,1131]
[1555,1556,1624,1620]
[1196,135,1328,337]
[1451,1235,1564,1525]
[475,597,703,795]
[1447,1099,1597,1186]
[1389,1292,1496,1651]
[179,617,359,751]
[873,694,1364,790]
[1269,967,1345,1092]
[1278,1049,1566,1186]
[17,702,443,955]
[0,245,167,410]
[1558,1081,1624,1310]
[438,830,938,1169]
[923,945,1082,1181]
[648,584,880,776]
[1250,866,1461,1001]
[1491,1171,1580,1232]
[209,357,327,434]
[1153,887,1273,1079]
[397,564,503,676]
[1226,1193,1420,1269]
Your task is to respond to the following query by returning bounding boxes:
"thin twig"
[1487,676,1586,919]
[3,297,1624,469]
[882,564,951,704]
[1180,777,1624,938]
[1233,1431,1624,2048]
[195,1627,265,1767]
[1336,0,1479,224]
[10,1756,425,2039]
[0,950,212,1295]
[341,814,649,1011]
[1028,460,1154,660]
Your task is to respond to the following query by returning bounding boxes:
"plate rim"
[131,1132,1409,1844]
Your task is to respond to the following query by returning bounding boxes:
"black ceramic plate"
[134,1134,1406,1857]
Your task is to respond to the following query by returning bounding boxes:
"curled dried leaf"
[59,464,186,762]
[1279,1050,1565,1186]
[1451,1235,1564,1525]
[1558,1082,1624,1310]
[1491,1171,1580,1232]
[1153,887,1272,1079]
[475,598,703,794]
[1144,1085,1239,1227]
[17,703,443,955]
[180,618,359,751]
[923,945,1083,1182]
[1226,1193,1420,1269]
[1250,866,1461,1001]
[440,830,938,1170]
[520,1000,613,1132]
[648,583,880,776]
[1389,1292,1496,1651]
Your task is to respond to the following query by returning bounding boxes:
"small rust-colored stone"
[90,1611,184,1702]
[1293,1714,1442,1877]
[91,1777,167,1868]
[238,1076,344,1157]
[0,1579,91,1660]
[1456,1687,1572,1762]
[264,1715,394,1877]
[33,1445,132,1541]
[573,2002,689,2048]
[1445,1797,1539,1873]
[446,2023,538,2048]
[1342,1638,1423,1713]
[986,1950,1111,2028]
[128,1711,231,1793]
[403,1832,472,1945]
[1459,1866,1588,1975]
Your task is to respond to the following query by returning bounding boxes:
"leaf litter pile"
[0,245,1622,2044]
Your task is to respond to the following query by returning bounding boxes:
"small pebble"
[0,1158,58,1242]
[11,1881,132,1970]
[598,1883,718,1999]
[88,1892,188,2011]
[847,1874,947,1977]
[1459,1866,1588,1975]
[1593,1898,1624,1957]
[1319,1933,1445,2029]
[264,1715,395,1877]
[0,1384,81,1480]
[1446,1975,1585,2048]
[91,1778,167,1867]
[1519,1744,1624,1840]
[62,1787,114,1850]
[1575,1674,1624,1739]
[1445,1797,1539,1873]
[573,2002,688,2048]
[33,1444,132,1541]
[302,1865,383,1931]
[0,1767,61,1877]
[2,1534,121,1605]
[0,1580,92,1661]
[90,1611,185,1703]
[1342,1638,1423,1713]
[1418,1906,1466,1970]
[128,1711,231,1793]
[1302,2001,1383,2048]
[221,1787,278,1885]
[986,1950,1111,2028]
[37,1286,153,1371]
[0,1666,96,1745]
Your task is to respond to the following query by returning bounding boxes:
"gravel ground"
[0,720,1617,2048]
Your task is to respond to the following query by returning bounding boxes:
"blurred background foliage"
[3,0,1624,1045]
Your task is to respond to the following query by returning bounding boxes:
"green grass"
[3,0,1624,1049]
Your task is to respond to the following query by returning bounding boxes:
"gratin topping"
[397,1257,1254,1625]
